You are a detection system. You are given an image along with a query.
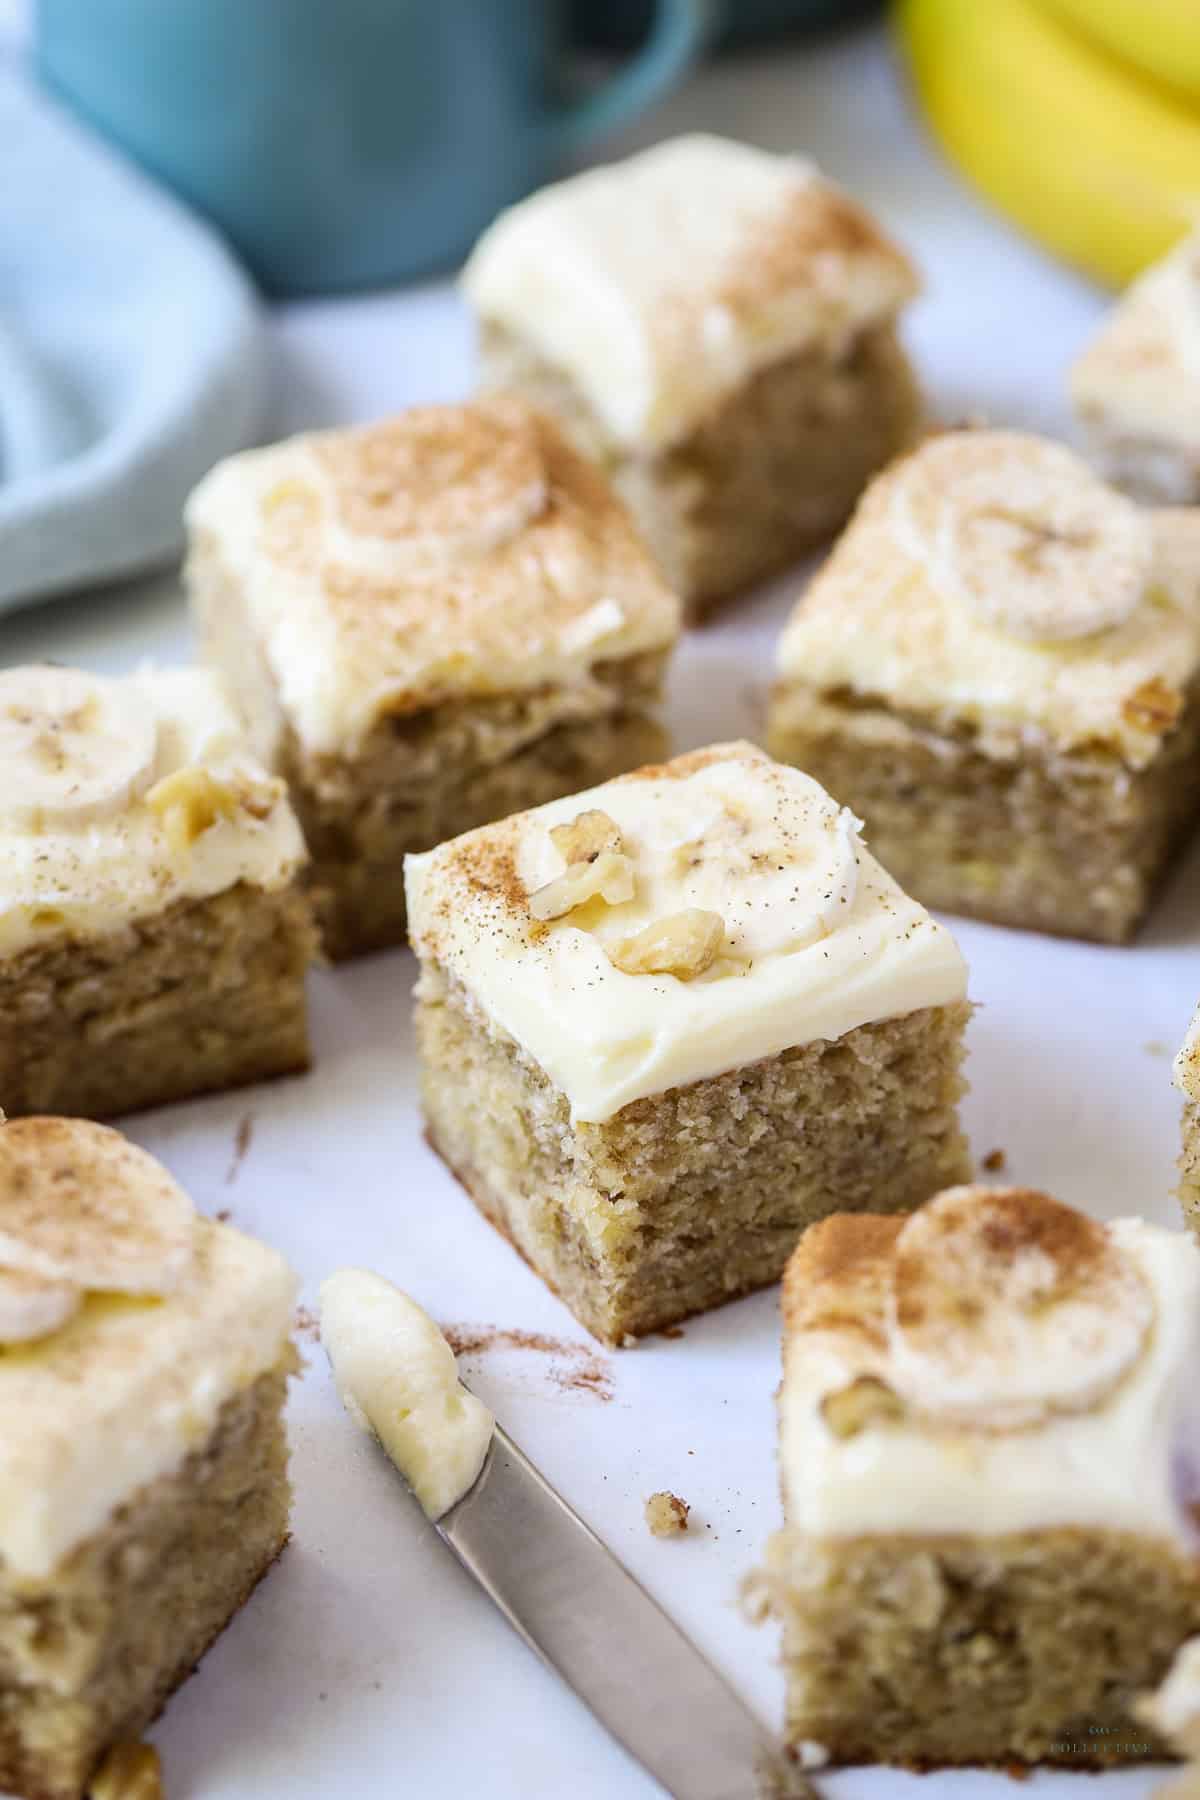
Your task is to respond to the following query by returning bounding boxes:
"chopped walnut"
[608,909,724,980]
[645,1491,690,1536]
[89,1741,164,1800]
[1122,676,1182,734]
[146,767,279,851]
[820,1376,906,1439]
[549,808,623,864]
[528,850,636,922]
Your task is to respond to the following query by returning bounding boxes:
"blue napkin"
[0,59,267,613]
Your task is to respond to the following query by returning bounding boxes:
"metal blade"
[437,1427,811,1800]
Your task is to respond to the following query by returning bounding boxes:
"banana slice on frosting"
[0,666,159,830]
[0,1118,194,1299]
[296,400,550,574]
[886,1185,1154,1430]
[894,431,1154,642]
[0,1266,81,1344]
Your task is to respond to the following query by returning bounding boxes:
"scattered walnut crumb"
[1144,1040,1170,1059]
[981,1147,1007,1173]
[608,909,724,980]
[89,1741,164,1800]
[549,809,623,863]
[820,1376,906,1439]
[1122,676,1182,735]
[645,1491,690,1536]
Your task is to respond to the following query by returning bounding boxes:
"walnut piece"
[146,767,279,851]
[644,1491,690,1536]
[89,1741,164,1800]
[528,850,635,922]
[549,808,623,864]
[1122,676,1182,735]
[608,909,724,980]
[820,1376,906,1439]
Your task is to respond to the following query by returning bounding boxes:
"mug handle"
[543,0,716,155]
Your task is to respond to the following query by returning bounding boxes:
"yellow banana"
[894,0,1200,287]
[1039,0,1200,107]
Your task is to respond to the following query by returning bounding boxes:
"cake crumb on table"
[981,1147,1007,1172]
[645,1491,690,1536]
[89,1741,164,1800]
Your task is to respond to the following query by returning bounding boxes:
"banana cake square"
[755,1184,1200,1768]
[1072,229,1200,505]
[767,428,1200,943]
[0,1118,297,1800]
[462,134,922,620]
[187,397,681,958]
[405,741,970,1345]
[1177,1006,1200,1237]
[0,664,316,1119]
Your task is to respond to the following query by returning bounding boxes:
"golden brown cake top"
[185,397,681,755]
[0,1118,296,1578]
[463,133,919,451]
[776,429,1200,767]
[0,663,306,956]
[778,1184,1200,1544]
[405,740,966,1121]
[1072,228,1200,458]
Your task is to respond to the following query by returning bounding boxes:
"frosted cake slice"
[406,741,970,1345]
[0,664,315,1118]
[768,429,1200,942]
[187,397,681,958]
[757,1185,1200,1766]
[464,134,921,618]
[0,1117,297,1800]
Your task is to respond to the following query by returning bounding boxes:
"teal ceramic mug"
[35,0,711,296]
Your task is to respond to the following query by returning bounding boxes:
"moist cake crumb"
[645,1491,690,1536]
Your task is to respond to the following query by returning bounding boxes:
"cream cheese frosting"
[1072,228,1200,455]
[405,741,967,1123]
[1141,1638,1200,1758]
[776,430,1200,769]
[779,1190,1200,1547]
[0,664,306,957]
[462,133,918,453]
[0,1118,296,1578]
[1177,1007,1200,1102]
[185,398,680,756]
[320,1270,494,1520]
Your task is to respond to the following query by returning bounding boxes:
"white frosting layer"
[0,1218,296,1578]
[781,1219,1200,1545]
[1144,1638,1200,1751]
[463,134,917,451]
[0,666,306,956]
[775,441,1200,769]
[405,743,967,1123]
[1073,229,1200,452]
[320,1271,493,1520]
[186,401,680,756]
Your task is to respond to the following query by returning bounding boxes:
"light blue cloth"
[0,58,266,612]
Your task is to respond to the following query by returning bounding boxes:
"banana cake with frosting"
[1176,1006,1200,1236]
[1072,229,1200,505]
[767,428,1200,942]
[405,740,970,1344]
[0,664,315,1120]
[754,1184,1200,1767]
[187,396,681,958]
[463,134,922,619]
[0,1117,297,1800]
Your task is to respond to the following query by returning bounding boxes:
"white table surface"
[2,18,1197,1800]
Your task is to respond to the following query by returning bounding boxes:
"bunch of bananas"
[893,0,1200,287]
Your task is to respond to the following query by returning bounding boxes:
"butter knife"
[431,1423,811,1800]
